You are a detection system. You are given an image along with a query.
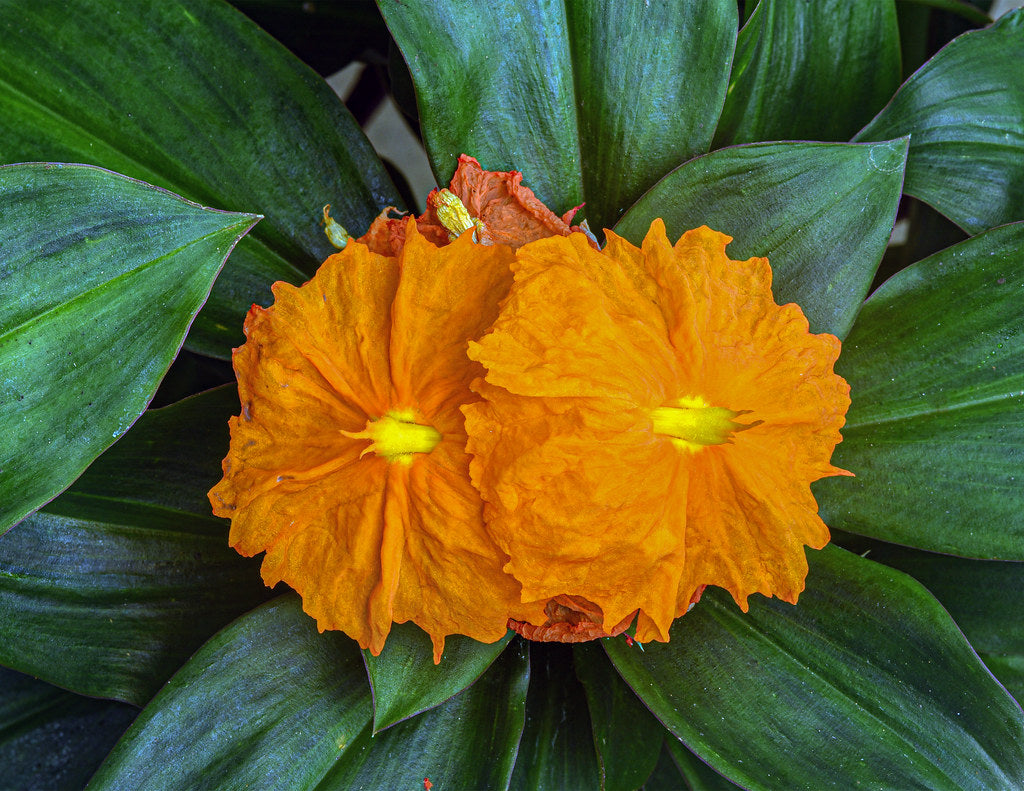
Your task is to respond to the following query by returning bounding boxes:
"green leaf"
[980,655,1024,705]
[641,743,691,791]
[614,140,908,338]
[364,622,513,732]
[606,545,1024,791]
[88,595,373,790]
[897,0,992,26]
[0,0,400,358]
[574,642,662,791]
[0,386,273,706]
[0,163,257,534]
[855,10,1024,233]
[663,738,742,791]
[714,0,901,146]
[379,0,736,231]
[510,643,601,791]
[319,641,529,790]
[0,667,137,791]
[815,222,1024,558]
[867,544,1024,702]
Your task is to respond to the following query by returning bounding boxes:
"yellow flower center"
[651,396,759,452]
[342,409,442,464]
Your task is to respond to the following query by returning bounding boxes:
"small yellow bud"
[322,204,353,250]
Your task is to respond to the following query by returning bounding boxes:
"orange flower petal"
[464,379,691,640]
[467,232,679,403]
[466,220,850,642]
[210,221,520,661]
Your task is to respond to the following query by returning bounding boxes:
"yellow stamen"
[651,396,760,453]
[341,409,441,464]
[430,189,487,241]
[322,204,353,250]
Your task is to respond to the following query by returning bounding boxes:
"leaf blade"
[0,163,257,533]
[715,0,901,146]
[0,386,273,706]
[614,140,908,338]
[0,0,400,357]
[855,10,1024,232]
[606,546,1024,790]
[322,641,529,791]
[815,222,1024,558]
[0,667,137,791]
[87,595,373,791]
[364,622,513,732]
[379,0,736,232]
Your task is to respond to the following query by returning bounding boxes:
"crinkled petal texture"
[464,220,851,644]
[209,222,519,661]
[357,154,587,255]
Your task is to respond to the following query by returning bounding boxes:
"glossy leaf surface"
[856,10,1024,232]
[364,622,513,732]
[0,668,137,791]
[509,644,601,791]
[715,0,900,145]
[574,642,662,791]
[380,0,736,231]
[816,222,1024,558]
[607,546,1024,790]
[88,595,373,790]
[615,140,907,338]
[322,641,529,790]
[868,543,1024,701]
[0,0,400,357]
[0,387,273,706]
[0,163,256,534]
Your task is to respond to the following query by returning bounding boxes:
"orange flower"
[357,154,591,255]
[463,220,852,644]
[208,220,520,662]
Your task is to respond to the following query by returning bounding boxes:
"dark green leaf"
[510,643,601,791]
[574,642,662,791]
[364,622,513,732]
[606,545,1024,791]
[0,386,273,706]
[321,641,529,790]
[380,0,736,231]
[714,0,901,146]
[0,667,137,791]
[663,738,742,791]
[614,140,908,338]
[815,222,1024,558]
[641,742,690,791]
[0,163,257,534]
[88,595,373,790]
[856,10,1024,233]
[867,543,1024,702]
[0,0,400,357]
[980,655,1024,705]
[897,0,992,26]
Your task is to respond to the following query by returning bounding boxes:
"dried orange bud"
[429,189,487,242]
